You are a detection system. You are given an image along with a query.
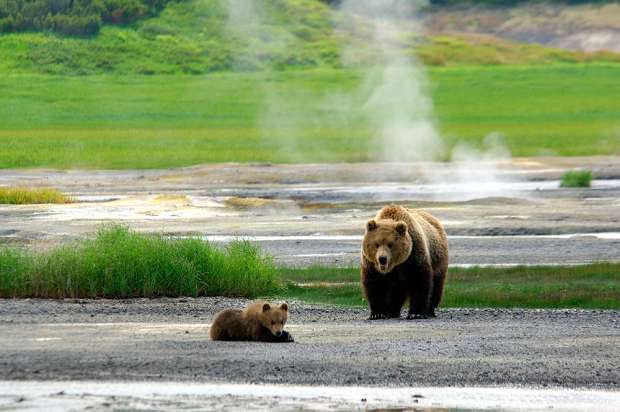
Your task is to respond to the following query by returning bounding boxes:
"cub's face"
[259,303,289,337]
[363,219,412,275]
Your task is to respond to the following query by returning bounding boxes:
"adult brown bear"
[361,205,448,319]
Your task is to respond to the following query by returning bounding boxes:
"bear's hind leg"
[429,268,447,317]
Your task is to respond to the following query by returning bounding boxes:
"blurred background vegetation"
[0,0,176,36]
[1,0,619,75]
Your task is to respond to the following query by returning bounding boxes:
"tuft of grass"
[0,187,70,204]
[0,226,280,299]
[560,170,593,188]
[276,264,620,309]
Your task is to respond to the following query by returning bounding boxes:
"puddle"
[200,232,620,242]
[451,232,620,240]
[0,381,617,411]
[292,252,349,258]
[450,261,603,268]
[213,179,620,202]
[71,195,126,202]
[202,235,362,242]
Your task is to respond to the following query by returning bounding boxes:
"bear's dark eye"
[375,242,380,248]
[387,242,393,248]
[271,321,275,325]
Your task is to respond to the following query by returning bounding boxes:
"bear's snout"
[377,253,390,273]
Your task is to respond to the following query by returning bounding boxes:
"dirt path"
[1,298,617,389]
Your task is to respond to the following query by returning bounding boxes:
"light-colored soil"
[424,3,620,52]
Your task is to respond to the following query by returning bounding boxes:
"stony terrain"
[0,297,618,389]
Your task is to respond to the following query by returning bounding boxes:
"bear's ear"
[366,219,377,232]
[395,221,407,236]
[262,303,271,312]
[280,302,288,312]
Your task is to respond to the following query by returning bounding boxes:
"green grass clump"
[277,263,620,309]
[560,170,593,188]
[0,187,70,204]
[0,226,279,299]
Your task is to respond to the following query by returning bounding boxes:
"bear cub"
[210,300,294,342]
[361,204,449,320]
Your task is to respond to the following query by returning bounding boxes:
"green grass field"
[277,264,620,309]
[1,64,619,168]
[1,0,619,168]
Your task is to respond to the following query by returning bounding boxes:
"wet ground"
[0,297,618,410]
[2,381,618,411]
[2,157,620,267]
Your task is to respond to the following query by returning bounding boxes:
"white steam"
[443,133,515,199]
[362,59,443,161]
[340,0,515,198]
[340,0,443,162]
[223,0,515,199]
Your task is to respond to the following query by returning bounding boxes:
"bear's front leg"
[406,263,433,320]
[256,327,294,343]
[361,261,389,319]
[386,278,407,318]
[364,277,389,320]
[278,330,295,343]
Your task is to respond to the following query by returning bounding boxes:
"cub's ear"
[366,219,377,232]
[280,302,288,312]
[262,303,271,312]
[395,221,407,236]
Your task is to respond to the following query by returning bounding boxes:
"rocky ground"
[0,297,618,389]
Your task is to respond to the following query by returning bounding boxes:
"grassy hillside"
[1,64,619,168]
[1,0,618,75]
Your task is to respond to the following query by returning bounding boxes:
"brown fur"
[209,300,294,342]
[361,205,448,319]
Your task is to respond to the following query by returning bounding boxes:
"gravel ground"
[1,298,618,389]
